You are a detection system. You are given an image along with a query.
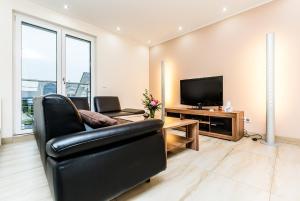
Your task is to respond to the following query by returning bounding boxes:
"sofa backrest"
[94,96,121,113]
[69,97,90,110]
[33,94,86,167]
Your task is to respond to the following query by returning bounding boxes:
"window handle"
[63,77,66,85]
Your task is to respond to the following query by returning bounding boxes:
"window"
[14,14,95,134]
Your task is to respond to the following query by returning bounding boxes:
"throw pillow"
[79,110,117,128]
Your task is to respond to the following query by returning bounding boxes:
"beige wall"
[0,0,149,138]
[150,0,300,138]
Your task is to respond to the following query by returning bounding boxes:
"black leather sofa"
[33,94,166,201]
[94,96,145,117]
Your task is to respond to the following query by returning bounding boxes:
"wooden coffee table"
[163,117,199,152]
[116,115,199,153]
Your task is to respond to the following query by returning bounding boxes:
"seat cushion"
[102,111,133,118]
[122,108,145,114]
[79,110,117,128]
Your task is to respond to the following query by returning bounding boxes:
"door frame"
[14,13,96,135]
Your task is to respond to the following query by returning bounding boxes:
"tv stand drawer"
[210,117,232,136]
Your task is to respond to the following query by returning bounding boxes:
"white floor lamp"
[161,60,166,121]
[266,33,275,145]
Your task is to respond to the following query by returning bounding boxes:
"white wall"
[150,0,300,139]
[0,0,149,138]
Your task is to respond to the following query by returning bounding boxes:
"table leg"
[186,123,199,151]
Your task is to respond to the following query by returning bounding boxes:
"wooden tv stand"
[165,107,244,141]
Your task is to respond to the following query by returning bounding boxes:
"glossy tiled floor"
[1,135,300,201]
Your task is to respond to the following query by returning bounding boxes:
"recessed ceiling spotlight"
[222,7,227,12]
[63,4,69,10]
[116,26,121,31]
[178,26,183,31]
[147,40,151,44]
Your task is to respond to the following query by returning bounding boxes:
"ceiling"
[29,0,272,46]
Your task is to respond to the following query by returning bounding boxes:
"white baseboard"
[1,134,34,145]
[275,136,300,146]
[247,131,300,146]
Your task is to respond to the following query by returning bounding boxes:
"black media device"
[180,76,223,109]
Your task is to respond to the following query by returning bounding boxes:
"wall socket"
[244,117,251,124]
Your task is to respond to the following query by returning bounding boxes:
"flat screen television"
[180,76,223,107]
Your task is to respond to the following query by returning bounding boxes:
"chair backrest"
[33,94,86,167]
[94,96,121,113]
[69,97,90,110]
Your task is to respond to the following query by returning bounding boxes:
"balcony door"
[64,34,92,102]
[14,15,95,134]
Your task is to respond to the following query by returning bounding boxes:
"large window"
[15,15,95,134]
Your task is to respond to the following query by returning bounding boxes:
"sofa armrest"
[46,119,163,158]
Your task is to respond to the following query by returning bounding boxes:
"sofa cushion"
[102,111,133,118]
[79,110,117,128]
[122,108,145,114]
[94,96,121,113]
[69,97,90,110]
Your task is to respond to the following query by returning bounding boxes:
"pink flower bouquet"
[142,89,161,118]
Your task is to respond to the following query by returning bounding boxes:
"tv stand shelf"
[166,107,244,141]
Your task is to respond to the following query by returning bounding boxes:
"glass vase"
[149,110,155,118]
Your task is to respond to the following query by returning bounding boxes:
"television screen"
[180,76,223,107]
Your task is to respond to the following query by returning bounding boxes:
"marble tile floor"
[1,135,300,201]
